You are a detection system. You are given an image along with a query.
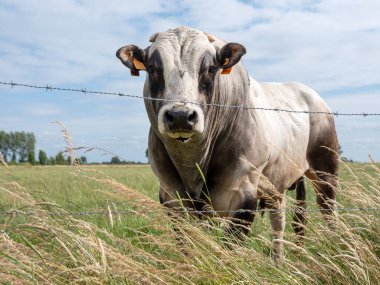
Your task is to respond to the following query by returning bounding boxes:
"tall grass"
[0,161,380,284]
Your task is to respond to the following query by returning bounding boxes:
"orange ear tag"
[221,67,232,74]
[133,58,146,70]
[221,58,232,74]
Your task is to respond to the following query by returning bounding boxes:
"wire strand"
[2,206,380,217]
[1,81,380,117]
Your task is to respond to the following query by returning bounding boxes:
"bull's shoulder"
[254,81,330,113]
[284,82,331,113]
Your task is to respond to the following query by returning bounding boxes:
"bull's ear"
[217,43,246,75]
[116,45,146,76]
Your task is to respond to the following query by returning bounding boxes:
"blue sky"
[0,0,379,162]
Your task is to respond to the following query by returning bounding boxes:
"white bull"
[116,26,339,263]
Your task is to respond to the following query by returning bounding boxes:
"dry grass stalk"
[55,121,79,166]
[1,160,379,284]
[0,151,8,168]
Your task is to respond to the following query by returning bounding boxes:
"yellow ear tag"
[221,58,232,74]
[133,58,146,70]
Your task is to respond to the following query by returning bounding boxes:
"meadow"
[0,162,380,284]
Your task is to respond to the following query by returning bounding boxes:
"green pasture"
[0,163,379,284]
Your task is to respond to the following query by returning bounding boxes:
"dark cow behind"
[116,26,339,263]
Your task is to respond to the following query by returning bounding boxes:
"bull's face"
[116,27,246,144]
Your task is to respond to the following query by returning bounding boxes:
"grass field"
[1,162,380,284]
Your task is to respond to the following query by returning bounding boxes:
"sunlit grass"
[0,162,379,284]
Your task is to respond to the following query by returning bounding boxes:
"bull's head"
[116,27,246,144]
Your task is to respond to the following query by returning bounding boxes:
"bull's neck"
[164,139,209,195]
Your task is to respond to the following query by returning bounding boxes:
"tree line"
[37,150,87,165]
[0,131,36,163]
[0,130,87,165]
[0,130,148,165]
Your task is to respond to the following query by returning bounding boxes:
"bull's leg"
[291,177,307,246]
[307,146,339,229]
[267,196,286,265]
[227,197,256,239]
[159,184,201,253]
[224,180,257,241]
[307,170,338,229]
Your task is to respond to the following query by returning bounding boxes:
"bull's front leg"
[158,182,201,254]
[202,171,258,247]
[257,175,286,265]
[268,197,285,265]
[226,179,258,238]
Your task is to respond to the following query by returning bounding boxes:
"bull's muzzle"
[164,108,198,132]
[158,104,204,142]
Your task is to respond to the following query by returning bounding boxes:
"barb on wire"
[1,81,380,117]
[2,206,380,217]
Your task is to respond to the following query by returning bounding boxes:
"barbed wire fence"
[1,80,379,218]
[1,81,380,116]
[2,206,380,217]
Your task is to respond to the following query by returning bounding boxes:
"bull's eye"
[199,53,216,95]
[147,50,165,96]
[208,66,216,75]
[147,65,155,75]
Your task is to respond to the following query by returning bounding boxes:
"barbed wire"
[1,81,380,117]
[2,206,380,217]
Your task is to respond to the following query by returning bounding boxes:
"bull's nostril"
[163,108,198,132]
[188,111,197,124]
[164,111,174,124]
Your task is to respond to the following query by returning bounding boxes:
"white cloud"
[0,0,379,162]
[0,0,168,85]
[23,103,63,116]
[183,0,258,31]
[325,92,380,114]
[237,2,380,91]
[323,92,380,161]
[1,0,379,91]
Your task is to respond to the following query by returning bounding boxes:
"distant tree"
[9,132,17,162]
[80,156,87,164]
[0,131,8,161]
[0,130,36,163]
[338,144,343,156]
[110,156,121,164]
[26,132,36,162]
[28,150,35,165]
[55,152,65,165]
[338,144,354,162]
[11,152,16,163]
[17,131,27,162]
[0,132,7,161]
[39,150,48,165]
[48,156,56,165]
[66,156,72,165]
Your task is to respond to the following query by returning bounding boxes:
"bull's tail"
[291,176,307,245]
